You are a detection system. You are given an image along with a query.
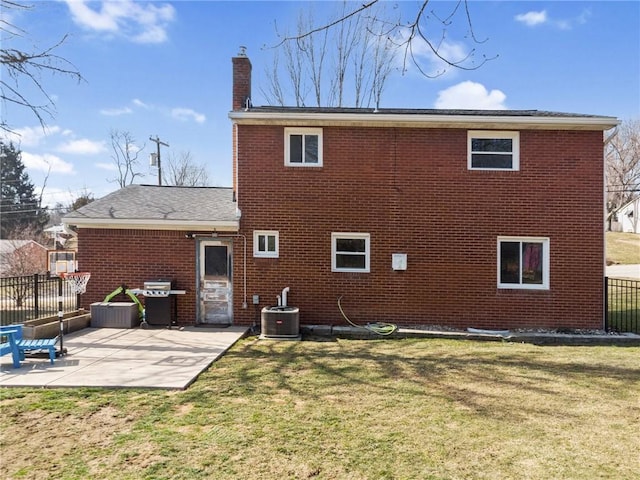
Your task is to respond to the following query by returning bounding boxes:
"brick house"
[65,51,618,331]
[228,52,618,331]
[0,240,48,277]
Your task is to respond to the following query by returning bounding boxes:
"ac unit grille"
[261,308,300,338]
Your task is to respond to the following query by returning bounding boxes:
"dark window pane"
[472,138,512,152]
[336,254,366,269]
[522,242,543,284]
[471,153,513,169]
[267,235,276,252]
[500,242,520,284]
[336,238,366,253]
[304,135,318,163]
[258,235,266,252]
[205,245,227,276]
[289,135,302,163]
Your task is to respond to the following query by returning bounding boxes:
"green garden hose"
[337,296,398,336]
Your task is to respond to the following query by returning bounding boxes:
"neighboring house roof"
[63,185,239,231]
[0,240,48,275]
[229,107,619,131]
[0,239,47,255]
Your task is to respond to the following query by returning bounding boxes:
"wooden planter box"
[22,310,91,339]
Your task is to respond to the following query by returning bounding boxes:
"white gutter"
[62,218,239,231]
[228,111,620,131]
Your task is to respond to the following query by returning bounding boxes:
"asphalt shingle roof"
[64,185,237,225]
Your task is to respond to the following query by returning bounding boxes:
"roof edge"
[62,218,239,231]
[228,110,619,131]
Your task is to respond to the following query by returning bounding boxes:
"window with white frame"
[285,128,323,166]
[253,230,279,258]
[332,233,370,272]
[498,237,549,289]
[468,131,520,170]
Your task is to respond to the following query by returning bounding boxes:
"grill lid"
[143,280,172,290]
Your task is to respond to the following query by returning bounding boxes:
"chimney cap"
[237,46,247,57]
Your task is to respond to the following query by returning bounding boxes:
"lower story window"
[254,231,279,258]
[332,233,370,272]
[498,237,549,289]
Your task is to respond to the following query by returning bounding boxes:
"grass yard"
[1,337,639,480]
[606,232,640,265]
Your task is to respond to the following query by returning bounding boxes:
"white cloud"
[171,108,206,124]
[100,106,133,116]
[132,98,150,109]
[100,99,205,124]
[434,81,507,110]
[57,139,107,155]
[515,9,591,30]
[1,126,61,148]
[515,10,548,27]
[64,0,176,44]
[395,28,475,78]
[22,152,76,175]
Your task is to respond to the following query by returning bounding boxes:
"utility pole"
[149,135,169,186]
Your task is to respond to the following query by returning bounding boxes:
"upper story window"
[468,131,520,171]
[254,230,279,258]
[285,128,323,167]
[332,233,370,273]
[498,236,549,290]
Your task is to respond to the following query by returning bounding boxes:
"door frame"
[196,238,233,325]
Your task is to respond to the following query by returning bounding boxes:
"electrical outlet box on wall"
[392,253,407,271]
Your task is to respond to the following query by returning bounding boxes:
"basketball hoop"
[60,272,91,295]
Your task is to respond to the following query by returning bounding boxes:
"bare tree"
[165,151,210,187]
[262,2,401,108]
[264,0,494,108]
[606,119,640,229]
[0,0,83,134]
[108,130,145,188]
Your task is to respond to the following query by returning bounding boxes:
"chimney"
[232,46,252,111]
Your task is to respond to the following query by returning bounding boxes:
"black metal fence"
[605,277,640,334]
[0,273,79,326]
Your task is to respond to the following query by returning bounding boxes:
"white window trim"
[497,236,550,290]
[253,230,279,258]
[468,130,520,171]
[284,127,323,167]
[331,232,370,273]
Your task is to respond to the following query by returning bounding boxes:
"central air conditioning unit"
[260,306,300,339]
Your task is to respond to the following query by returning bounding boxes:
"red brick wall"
[76,229,199,325]
[234,125,605,330]
[232,55,251,111]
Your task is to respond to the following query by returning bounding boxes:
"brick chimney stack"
[232,46,252,111]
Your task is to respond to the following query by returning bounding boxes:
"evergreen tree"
[0,142,49,238]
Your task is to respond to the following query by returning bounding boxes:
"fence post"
[33,273,40,319]
[604,276,609,332]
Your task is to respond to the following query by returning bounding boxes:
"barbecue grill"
[132,280,186,326]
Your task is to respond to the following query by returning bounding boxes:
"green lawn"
[1,337,639,479]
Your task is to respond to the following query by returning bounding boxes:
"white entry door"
[198,240,232,325]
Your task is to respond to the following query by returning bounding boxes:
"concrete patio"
[0,326,248,389]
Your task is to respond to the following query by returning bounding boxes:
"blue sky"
[2,1,639,209]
